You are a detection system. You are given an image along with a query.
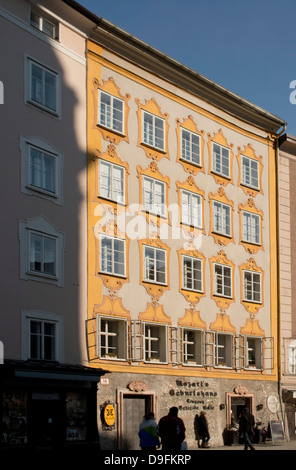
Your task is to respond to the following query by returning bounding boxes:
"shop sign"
[103,403,116,427]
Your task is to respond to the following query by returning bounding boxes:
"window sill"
[27,99,59,118]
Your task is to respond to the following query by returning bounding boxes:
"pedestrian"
[157,406,186,451]
[239,407,256,451]
[138,412,160,451]
[196,411,211,448]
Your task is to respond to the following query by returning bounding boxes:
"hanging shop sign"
[103,403,116,428]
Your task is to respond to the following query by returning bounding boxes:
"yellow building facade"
[86,27,285,449]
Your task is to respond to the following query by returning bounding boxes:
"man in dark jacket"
[239,407,256,450]
[158,407,186,451]
[197,411,210,448]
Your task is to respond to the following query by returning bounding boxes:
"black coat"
[239,413,255,434]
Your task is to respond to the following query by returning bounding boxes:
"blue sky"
[79,0,296,134]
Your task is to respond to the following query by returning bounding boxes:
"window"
[215,333,233,367]
[181,190,202,228]
[243,271,261,303]
[27,59,58,113]
[182,256,202,292]
[245,336,262,369]
[99,160,124,204]
[143,111,165,151]
[98,90,124,134]
[214,264,232,298]
[144,323,167,363]
[181,128,200,165]
[30,320,56,361]
[21,310,63,362]
[99,317,126,360]
[182,329,203,365]
[213,201,231,236]
[289,342,296,374]
[143,246,166,284]
[212,143,230,178]
[19,215,64,286]
[29,145,55,194]
[29,232,56,276]
[30,8,59,39]
[143,176,166,216]
[20,135,63,204]
[242,211,260,244]
[100,235,125,277]
[242,156,259,189]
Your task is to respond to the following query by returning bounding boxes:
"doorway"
[117,390,156,450]
[226,392,255,427]
[29,397,64,448]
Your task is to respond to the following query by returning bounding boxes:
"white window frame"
[182,255,203,293]
[288,341,296,374]
[143,245,166,285]
[20,135,63,205]
[25,56,61,117]
[215,332,233,368]
[142,110,165,151]
[245,336,262,370]
[243,270,262,303]
[99,159,125,204]
[143,323,168,364]
[180,128,201,166]
[143,176,166,217]
[241,155,259,189]
[213,201,231,236]
[99,235,126,277]
[98,316,127,361]
[212,142,230,178]
[242,211,260,245]
[21,310,64,362]
[30,6,59,40]
[19,215,64,287]
[181,190,202,228]
[214,263,232,298]
[98,90,124,134]
[182,328,203,366]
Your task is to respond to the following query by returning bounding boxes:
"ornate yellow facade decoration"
[239,257,264,317]
[240,318,265,336]
[176,115,205,175]
[238,198,264,254]
[209,250,235,311]
[207,128,234,186]
[209,187,234,246]
[237,144,264,197]
[135,97,170,161]
[210,312,236,333]
[178,308,207,329]
[139,302,171,324]
[92,77,130,145]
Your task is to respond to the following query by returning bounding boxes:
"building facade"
[86,22,286,449]
[278,134,296,441]
[0,0,106,449]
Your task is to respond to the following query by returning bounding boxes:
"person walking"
[138,412,160,451]
[239,407,256,451]
[157,407,186,451]
[196,411,211,448]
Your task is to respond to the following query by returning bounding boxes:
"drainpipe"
[274,124,287,437]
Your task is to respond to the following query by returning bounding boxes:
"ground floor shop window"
[2,391,28,445]
[66,392,87,441]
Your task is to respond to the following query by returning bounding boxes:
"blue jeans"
[244,432,254,449]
